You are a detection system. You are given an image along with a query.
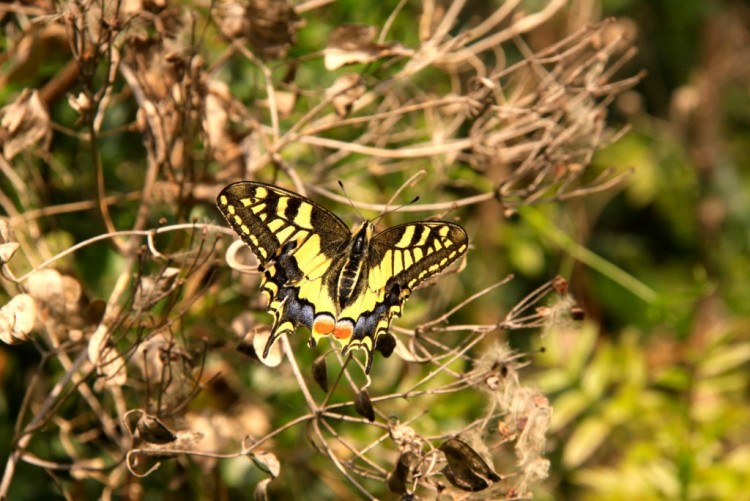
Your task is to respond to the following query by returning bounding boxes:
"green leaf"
[563,417,611,469]
[699,343,750,378]
[580,343,614,399]
[550,390,591,432]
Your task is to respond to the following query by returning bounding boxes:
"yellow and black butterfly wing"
[339,222,469,372]
[217,181,350,265]
[368,222,469,295]
[217,181,351,355]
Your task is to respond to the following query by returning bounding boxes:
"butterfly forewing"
[217,182,350,263]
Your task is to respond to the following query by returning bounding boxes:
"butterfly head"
[351,221,374,253]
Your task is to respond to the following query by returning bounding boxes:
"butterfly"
[217,181,468,373]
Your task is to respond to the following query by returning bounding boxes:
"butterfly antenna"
[337,180,365,222]
[372,195,420,226]
[373,169,426,224]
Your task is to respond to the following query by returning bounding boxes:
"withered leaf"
[439,438,501,492]
[0,294,37,345]
[0,89,51,159]
[245,0,302,59]
[326,74,366,117]
[26,269,93,329]
[136,413,178,444]
[328,24,377,50]
[204,79,246,166]
[251,450,281,478]
[254,478,272,501]
[259,90,297,118]
[88,324,109,364]
[354,390,375,422]
[312,355,328,392]
[0,242,20,264]
[324,24,411,71]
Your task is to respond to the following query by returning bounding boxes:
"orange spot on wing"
[333,321,353,340]
[313,315,335,335]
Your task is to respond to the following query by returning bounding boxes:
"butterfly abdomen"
[338,269,358,304]
[336,222,373,309]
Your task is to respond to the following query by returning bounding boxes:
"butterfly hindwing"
[339,222,468,370]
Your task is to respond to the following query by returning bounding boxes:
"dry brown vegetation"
[0,1,638,498]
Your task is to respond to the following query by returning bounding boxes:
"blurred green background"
[531,1,750,499]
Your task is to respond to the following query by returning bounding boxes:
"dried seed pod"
[325,74,366,117]
[354,390,375,422]
[375,332,396,358]
[137,414,178,445]
[571,306,585,321]
[236,324,283,368]
[387,451,417,494]
[0,242,19,264]
[312,355,328,392]
[124,409,177,445]
[439,438,501,492]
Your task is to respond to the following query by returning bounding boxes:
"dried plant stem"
[308,185,493,214]
[281,334,318,411]
[297,135,473,159]
[309,420,377,500]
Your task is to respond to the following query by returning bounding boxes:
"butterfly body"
[217,181,468,373]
